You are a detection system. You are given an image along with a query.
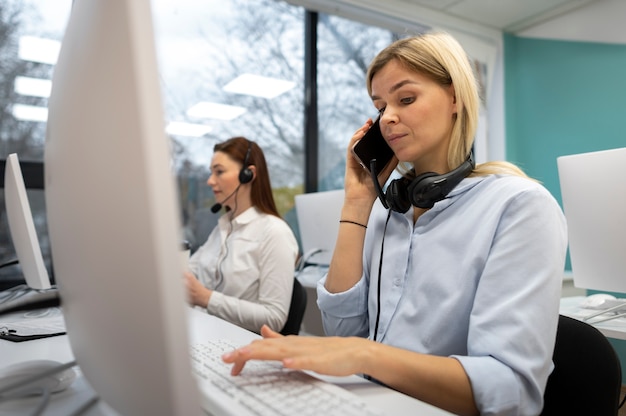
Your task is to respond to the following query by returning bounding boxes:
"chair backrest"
[280,278,307,336]
[541,314,622,416]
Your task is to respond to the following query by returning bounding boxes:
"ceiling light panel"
[223,74,296,99]
[14,76,52,98]
[12,104,48,122]
[186,102,247,121]
[166,121,213,137]
[18,36,61,65]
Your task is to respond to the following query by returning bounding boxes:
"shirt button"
[393,279,401,286]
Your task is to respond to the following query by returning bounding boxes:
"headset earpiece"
[238,140,253,184]
[407,172,449,209]
[238,167,253,184]
[384,178,412,213]
[383,153,475,212]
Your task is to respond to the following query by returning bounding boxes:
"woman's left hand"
[222,325,372,377]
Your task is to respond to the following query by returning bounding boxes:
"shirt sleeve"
[454,185,568,415]
[187,227,220,288]
[316,274,370,337]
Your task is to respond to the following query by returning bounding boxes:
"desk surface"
[560,296,626,340]
[1,307,452,416]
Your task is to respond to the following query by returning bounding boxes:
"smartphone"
[351,117,394,175]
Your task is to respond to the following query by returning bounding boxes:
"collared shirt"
[189,207,298,333]
[317,174,568,416]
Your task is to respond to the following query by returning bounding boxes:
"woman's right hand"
[223,325,373,377]
[323,120,398,294]
[345,119,398,205]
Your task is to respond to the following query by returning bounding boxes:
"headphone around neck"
[382,152,475,213]
[238,140,253,184]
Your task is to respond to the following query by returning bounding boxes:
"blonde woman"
[223,33,567,416]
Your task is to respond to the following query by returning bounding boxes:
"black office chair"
[280,278,307,336]
[540,314,622,416]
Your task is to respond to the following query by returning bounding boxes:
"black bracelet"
[339,219,367,229]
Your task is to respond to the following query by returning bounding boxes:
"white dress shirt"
[317,174,568,416]
[189,207,298,333]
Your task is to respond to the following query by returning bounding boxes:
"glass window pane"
[0,0,71,287]
[316,15,397,191]
[0,0,71,162]
[152,0,305,250]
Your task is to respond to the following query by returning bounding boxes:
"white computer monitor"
[45,1,200,414]
[4,153,51,290]
[557,147,626,293]
[295,189,344,266]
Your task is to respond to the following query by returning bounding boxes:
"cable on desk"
[0,360,77,397]
[0,259,18,269]
[0,290,61,316]
[0,284,30,304]
[68,395,101,416]
[0,385,51,416]
[29,387,51,416]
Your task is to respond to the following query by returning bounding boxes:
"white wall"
[517,0,626,45]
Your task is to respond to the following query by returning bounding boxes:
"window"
[153,0,305,249]
[0,0,432,281]
[0,0,71,285]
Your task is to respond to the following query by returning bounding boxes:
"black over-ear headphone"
[380,152,475,213]
[238,140,253,184]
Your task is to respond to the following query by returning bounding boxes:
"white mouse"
[0,359,77,397]
[580,293,617,309]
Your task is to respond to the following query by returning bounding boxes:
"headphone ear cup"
[385,178,412,213]
[239,167,253,184]
[407,172,440,209]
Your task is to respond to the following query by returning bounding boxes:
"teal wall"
[504,33,626,377]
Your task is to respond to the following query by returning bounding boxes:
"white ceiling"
[396,0,601,32]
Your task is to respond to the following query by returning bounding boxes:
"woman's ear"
[449,83,457,109]
[248,165,256,182]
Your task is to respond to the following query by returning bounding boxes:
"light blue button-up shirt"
[317,174,568,416]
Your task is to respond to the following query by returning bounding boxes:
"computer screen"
[45,0,200,414]
[557,147,626,293]
[4,153,51,290]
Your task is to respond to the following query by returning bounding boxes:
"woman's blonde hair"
[366,31,527,178]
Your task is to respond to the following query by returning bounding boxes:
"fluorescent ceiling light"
[12,104,48,122]
[186,102,247,121]
[19,36,61,65]
[14,76,52,98]
[223,73,296,99]
[166,121,213,137]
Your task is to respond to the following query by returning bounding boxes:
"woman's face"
[207,151,242,209]
[370,59,457,173]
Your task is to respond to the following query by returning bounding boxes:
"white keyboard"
[190,339,385,416]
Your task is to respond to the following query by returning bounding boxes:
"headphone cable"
[369,159,389,209]
[373,209,392,342]
[215,187,239,289]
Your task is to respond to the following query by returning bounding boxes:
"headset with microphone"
[210,140,254,213]
[370,151,475,213]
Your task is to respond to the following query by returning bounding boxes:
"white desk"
[1,307,453,416]
[560,296,626,340]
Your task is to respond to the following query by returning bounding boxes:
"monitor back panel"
[557,147,626,292]
[295,189,344,266]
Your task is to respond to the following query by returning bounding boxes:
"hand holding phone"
[351,117,394,176]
